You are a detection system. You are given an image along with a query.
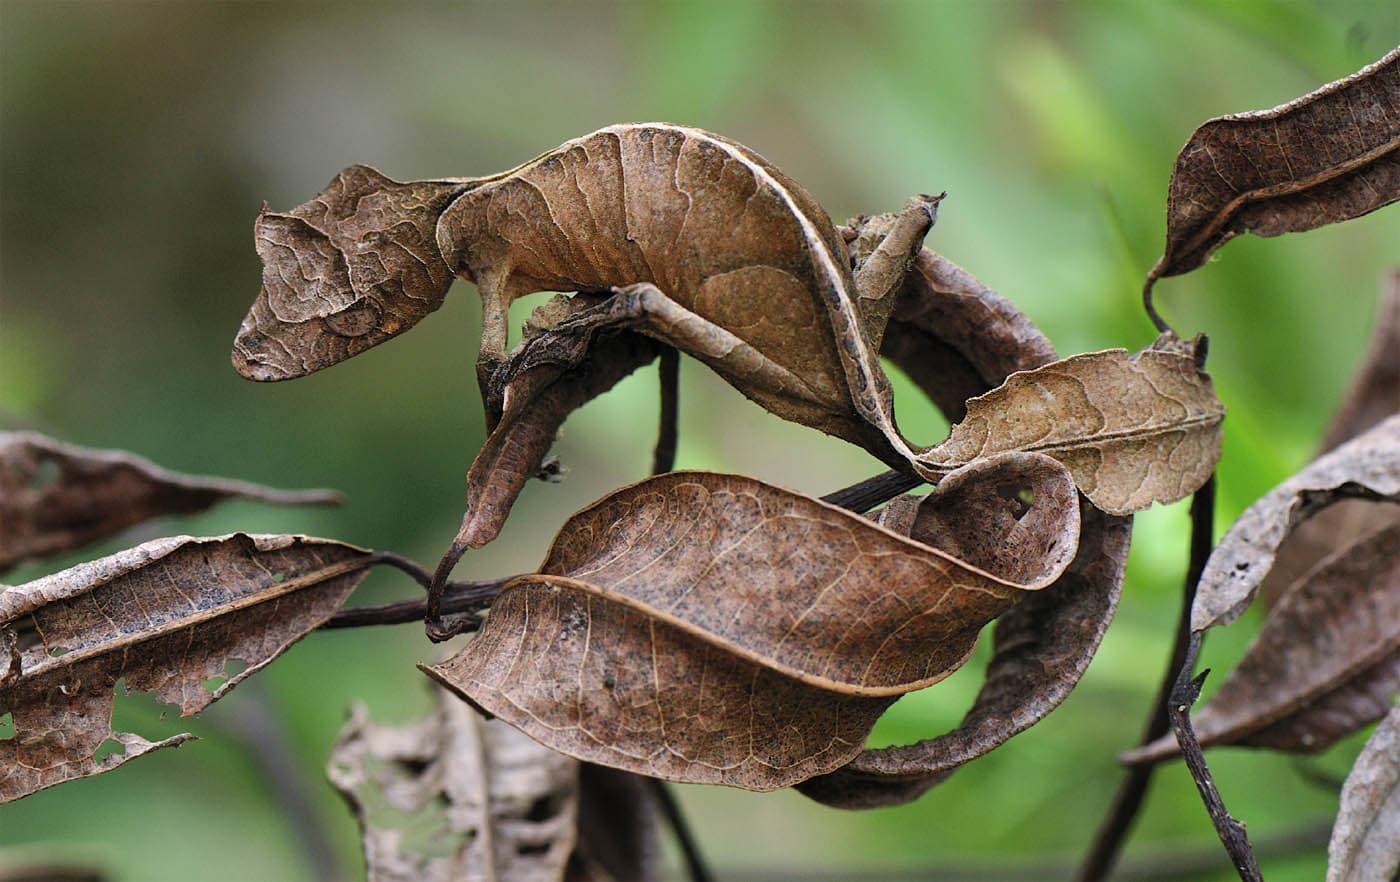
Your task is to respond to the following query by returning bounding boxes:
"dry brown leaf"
[425,459,1080,790]
[799,499,1131,808]
[916,335,1224,515]
[1146,46,1400,287]
[1191,413,1400,633]
[327,689,579,882]
[0,533,370,803]
[233,167,472,381]
[1123,522,1400,765]
[1327,701,1400,882]
[0,432,340,572]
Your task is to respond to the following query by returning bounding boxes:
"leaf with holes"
[327,689,580,882]
[0,432,340,572]
[0,533,370,803]
[1146,46,1400,290]
[424,456,1081,791]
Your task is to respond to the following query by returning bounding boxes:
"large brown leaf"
[0,432,340,572]
[1123,522,1400,765]
[327,689,579,882]
[1190,413,1400,633]
[1146,46,1400,286]
[432,123,928,469]
[425,459,1080,790]
[0,533,370,803]
[1327,701,1400,882]
[915,335,1224,515]
[232,166,472,381]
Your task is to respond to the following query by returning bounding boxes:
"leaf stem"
[1169,657,1263,882]
[1142,276,1175,336]
[1075,476,1215,881]
[820,468,922,514]
[653,347,679,475]
[321,554,508,630]
[646,777,714,882]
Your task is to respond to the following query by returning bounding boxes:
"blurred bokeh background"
[2,1,1397,879]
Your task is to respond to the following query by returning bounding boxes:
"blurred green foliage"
[2,2,1396,880]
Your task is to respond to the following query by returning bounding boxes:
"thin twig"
[653,347,679,475]
[1142,276,1174,336]
[641,368,715,882]
[1076,476,1216,881]
[366,550,434,590]
[646,778,714,882]
[1170,642,1264,882]
[321,577,506,629]
[220,680,345,882]
[821,468,922,513]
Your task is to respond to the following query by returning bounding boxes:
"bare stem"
[653,347,679,475]
[321,553,509,630]
[1169,656,1263,882]
[646,777,714,882]
[1076,476,1215,881]
[821,468,922,513]
[1142,275,1174,336]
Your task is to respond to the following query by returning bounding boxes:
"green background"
[2,1,1397,879]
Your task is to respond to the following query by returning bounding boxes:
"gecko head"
[232,166,471,381]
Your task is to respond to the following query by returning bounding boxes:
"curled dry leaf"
[0,432,340,572]
[233,167,472,381]
[870,246,1059,422]
[799,500,1131,808]
[1191,413,1400,634]
[916,334,1224,516]
[1327,701,1400,882]
[425,460,1080,790]
[454,294,664,551]
[795,260,1134,807]
[327,689,579,882]
[1124,522,1400,765]
[1147,46,1400,288]
[0,533,370,803]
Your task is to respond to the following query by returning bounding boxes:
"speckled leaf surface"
[425,460,1080,790]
